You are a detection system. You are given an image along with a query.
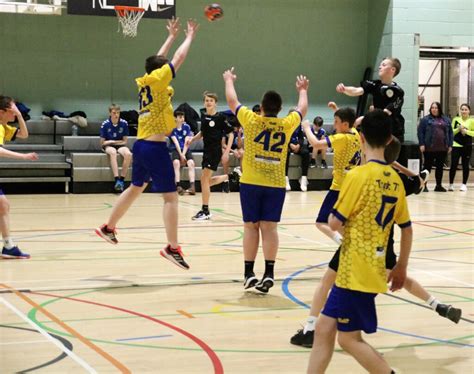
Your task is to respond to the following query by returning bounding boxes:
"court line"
[0,296,97,373]
[413,221,474,236]
[281,266,474,348]
[116,335,173,342]
[409,267,474,287]
[0,284,131,373]
[30,291,224,374]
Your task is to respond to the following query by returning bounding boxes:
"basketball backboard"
[67,0,175,19]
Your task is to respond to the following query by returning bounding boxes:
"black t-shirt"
[200,111,233,150]
[361,79,405,138]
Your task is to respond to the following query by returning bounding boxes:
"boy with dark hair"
[285,124,311,192]
[170,110,195,195]
[189,92,234,220]
[100,104,132,193]
[337,57,405,145]
[0,95,38,259]
[310,116,327,168]
[307,109,411,373]
[223,67,309,293]
[95,18,199,270]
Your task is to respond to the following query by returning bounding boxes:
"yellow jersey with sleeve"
[332,160,411,294]
[135,62,176,139]
[326,128,361,190]
[452,116,474,147]
[236,105,301,188]
[0,124,18,145]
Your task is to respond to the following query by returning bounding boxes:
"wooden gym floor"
[0,186,473,373]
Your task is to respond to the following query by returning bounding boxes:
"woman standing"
[418,102,453,192]
[449,103,474,191]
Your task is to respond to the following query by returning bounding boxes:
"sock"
[176,181,180,187]
[114,177,119,182]
[202,205,209,213]
[427,295,440,311]
[303,316,317,333]
[332,232,343,245]
[119,176,125,181]
[264,260,275,279]
[3,237,14,249]
[190,181,195,186]
[244,261,255,278]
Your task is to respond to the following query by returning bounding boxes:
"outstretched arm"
[295,75,309,118]
[336,83,364,97]
[156,17,180,57]
[0,147,38,161]
[171,19,199,72]
[223,67,240,114]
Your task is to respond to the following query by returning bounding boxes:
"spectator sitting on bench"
[100,104,132,193]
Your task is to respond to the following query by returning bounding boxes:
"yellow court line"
[0,283,131,374]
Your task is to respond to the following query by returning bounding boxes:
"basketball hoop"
[114,5,145,38]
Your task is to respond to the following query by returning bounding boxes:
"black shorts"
[329,227,397,271]
[102,144,128,152]
[202,148,222,171]
[171,149,193,161]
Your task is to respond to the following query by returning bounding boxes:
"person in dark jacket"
[418,101,453,192]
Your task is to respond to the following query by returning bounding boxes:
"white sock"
[427,295,439,310]
[3,237,14,249]
[332,232,342,245]
[303,316,317,333]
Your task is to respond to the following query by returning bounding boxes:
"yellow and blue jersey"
[135,63,175,139]
[0,124,18,145]
[326,129,361,190]
[332,160,411,294]
[236,105,301,188]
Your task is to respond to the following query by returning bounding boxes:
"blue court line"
[116,334,173,342]
[281,265,474,348]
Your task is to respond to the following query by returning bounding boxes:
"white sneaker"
[460,184,467,192]
[233,166,242,177]
[448,184,454,191]
[285,176,291,191]
[299,176,308,192]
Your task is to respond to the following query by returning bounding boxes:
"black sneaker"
[434,185,447,192]
[95,224,118,244]
[160,245,190,270]
[255,277,274,293]
[290,329,314,348]
[244,275,258,289]
[423,186,429,192]
[436,304,462,324]
[222,181,230,193]
[310,159,316,168]
[321,160,328,169]
[177,186,185,196]
[192,210,212,221]
[416,169,430,194]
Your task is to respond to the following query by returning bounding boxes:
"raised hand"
[184,19,200,39]
[223,67,237,82]
[336,83,346,93]
[167,17,180,38]
[296,75,309,91]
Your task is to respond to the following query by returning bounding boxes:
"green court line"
[427,289,474,302]
[421,228,474,240]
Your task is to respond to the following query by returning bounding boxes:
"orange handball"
[204,3,223,21]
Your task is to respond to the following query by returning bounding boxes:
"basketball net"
[115,6,145,38]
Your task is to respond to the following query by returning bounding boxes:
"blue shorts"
[131,140,176,193]
[322,285,377,334]
[240,183,286,223]
[316,189,339,223]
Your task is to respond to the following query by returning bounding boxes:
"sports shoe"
[434,185,447,192]
[423,186,429,192]
[244,274,258,290]
[233,166,242,177]
[255,276,274,293]
[285,176,291,191]
[436,304,462,324]
[160,245,190,270]
[460,184,467,192]
[222,181,230,193]
[310,159,316,168]
[321,160,328,169]
[299,176,308,192]
[290,329,314,348]
[192,210,211,221]
[448,184,454,191]
[416,169,430,194]
[186,185,196,195]
[95,224,118,244]
[176,185,185,196]
[1,246,30,259]
[114,180,124,193]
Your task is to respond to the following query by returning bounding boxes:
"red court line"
[31,291,224,374]
[413,222,474,236]
[0,284,130,373]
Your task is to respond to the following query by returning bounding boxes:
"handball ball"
[204,3,223,21]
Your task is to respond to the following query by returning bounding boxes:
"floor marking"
[177,310,195,318]
[0,296,97,373]
[409,268,474,287]
[0,284,131,373]
[116,334,173,342]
